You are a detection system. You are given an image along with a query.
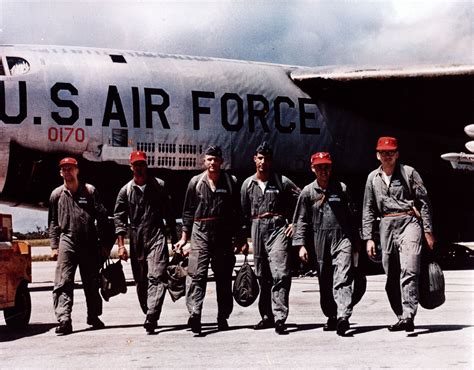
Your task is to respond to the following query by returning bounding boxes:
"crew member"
[174,145,243,334]
[240,142,300,334]
[49,157,109,335]
[114,151,178,334]
[362,137,435,332]
[293,152,357,336]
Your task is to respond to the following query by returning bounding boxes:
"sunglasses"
[379,150,396,156]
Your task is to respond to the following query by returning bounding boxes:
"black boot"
[188,314,201,334]
[336,318,350,336]
[253,318,275,330]
[143,315,157,334]
[87,316,105,330]
[388,318,414,332]
[275,320,287,335]
[323,317,337,331]
[55,321,73,335]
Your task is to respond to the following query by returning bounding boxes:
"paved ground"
[0,259,473,368]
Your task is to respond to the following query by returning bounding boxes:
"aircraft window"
[0,58,4,75]
[110,54,127,63]
[7,57,30,75]
[112,129,128,147]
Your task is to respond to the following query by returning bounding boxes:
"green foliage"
[13,225,49,240]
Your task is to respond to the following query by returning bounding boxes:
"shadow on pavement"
[408,324,473,336]
[0,323,57,342]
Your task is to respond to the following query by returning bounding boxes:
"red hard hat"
[59,157,78,167]
[129,150,147,164]
[311,152,332,166]
[376,137,398,151]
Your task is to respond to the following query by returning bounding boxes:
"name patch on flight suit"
[266,189,279,194]
[328,195,341,202]
[215,189,228,194]
[391,180,402,187]
[78,196,89,204]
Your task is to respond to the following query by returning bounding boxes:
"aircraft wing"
[290,64,474,82]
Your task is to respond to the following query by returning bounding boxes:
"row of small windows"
[137,142,155,152]
[156,157,176,167]
[179,157,197,167]
[136,142,203,155]
[152,157,197,168]
[179,144,203,155]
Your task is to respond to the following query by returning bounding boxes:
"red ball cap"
[130,150,147,164]
[376,137,398,151]
[311,152,332,166]
[59,157,78,167]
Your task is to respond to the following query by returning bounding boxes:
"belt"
[252,212,283,219]
[382,210,415,218]
[194,216,221,222]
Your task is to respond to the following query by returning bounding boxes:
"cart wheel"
[4,281,31,329]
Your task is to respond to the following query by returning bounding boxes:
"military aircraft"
[1,44,473,246]
[441,124,474,171]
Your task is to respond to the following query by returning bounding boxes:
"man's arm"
[412,169,435,249]
[174,178,196,255]
[162,182,179,245]
[113,186,129,261]
[292,188,310,262]
[283,176,301,238]
[48,189,60,260]
[361,174,378,257]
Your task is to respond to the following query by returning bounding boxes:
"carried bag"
[419,250,445,309]
[167,251,188,302]
[100,258,127,302]
[233,255,259,307]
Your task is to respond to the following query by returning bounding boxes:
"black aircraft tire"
[4,281,31,329]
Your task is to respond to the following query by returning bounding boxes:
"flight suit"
[241,173,300,323]
[114,177,177,321]
[182,171,241,320]
[293,180,356,320]
[49,183,108,324]
[362,164,433,320]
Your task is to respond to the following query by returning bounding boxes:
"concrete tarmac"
[1,260,473,369]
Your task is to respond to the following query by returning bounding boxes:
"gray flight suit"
[362,164,433,320]
[114,177,177,321]
[182,171,241,320]
[241,173,300,323]
[49,183,108,324]
[293,180,357,320]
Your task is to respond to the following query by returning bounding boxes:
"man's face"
[60,165,79,182]
[204,155,222,173]
[377,150,399,166]
[312,163,332,182]
[254,153,272,173]
[131,161,147,177]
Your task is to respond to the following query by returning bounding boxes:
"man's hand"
[299,246,308,263]
[425,232,436,250]
[50,249,58,261]
[118,246,128,262]
[174,239,189,256]
[284,223,294,238]
[366,240,376,258]
[234,242,249,256]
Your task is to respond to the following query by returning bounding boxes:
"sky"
[0,0,472,232]
[0,0,472,67]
